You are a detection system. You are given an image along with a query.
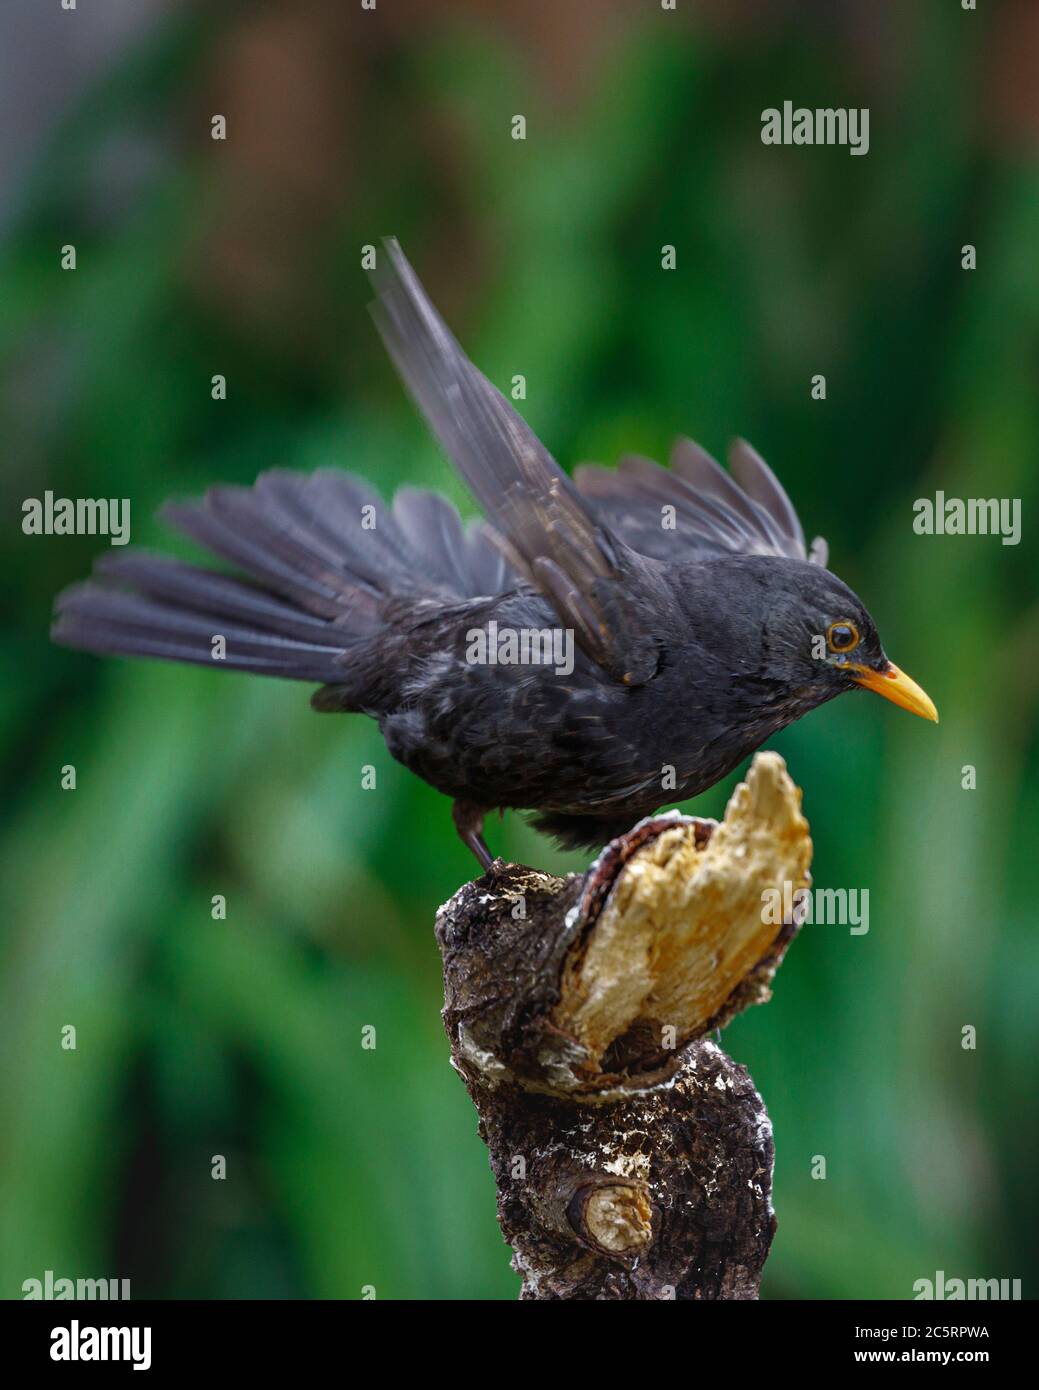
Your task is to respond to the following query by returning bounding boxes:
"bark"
[434,750,813,1300]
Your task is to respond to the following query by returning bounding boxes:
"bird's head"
[747,558,938,723]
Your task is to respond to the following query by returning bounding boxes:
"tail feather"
[271,470,432,595]
[51,467,517,689]
[160,493,357,620]
[392,487,473,596]
[255,472,417,592]
[93,552,359,642]
[52,580,347,682]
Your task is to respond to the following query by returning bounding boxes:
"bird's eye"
[827,621,859,653]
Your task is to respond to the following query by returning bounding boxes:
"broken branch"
[434,750,812,1300]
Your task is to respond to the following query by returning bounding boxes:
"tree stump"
[434,750,813,1300]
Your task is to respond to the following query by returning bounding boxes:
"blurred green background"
[2,0,1037,1300]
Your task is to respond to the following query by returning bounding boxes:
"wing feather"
[367,237,662,683]
[574,435,826,567]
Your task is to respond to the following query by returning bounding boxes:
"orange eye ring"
[827,621,859,653]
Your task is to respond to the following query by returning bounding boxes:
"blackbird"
[52,238,937,867]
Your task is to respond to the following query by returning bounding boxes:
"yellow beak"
[848,661,938,722]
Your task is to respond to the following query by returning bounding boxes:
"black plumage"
[52,239,936,865]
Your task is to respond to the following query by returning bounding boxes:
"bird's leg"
[452,799,493,870]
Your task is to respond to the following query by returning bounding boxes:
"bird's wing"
[575,437,828,568]
[368,238,664,684]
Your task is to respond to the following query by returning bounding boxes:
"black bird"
[52,239,937,867]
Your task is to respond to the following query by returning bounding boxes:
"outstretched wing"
[575,436,828,567]
[368,237,664,684]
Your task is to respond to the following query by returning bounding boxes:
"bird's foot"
[452,798,493,871]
